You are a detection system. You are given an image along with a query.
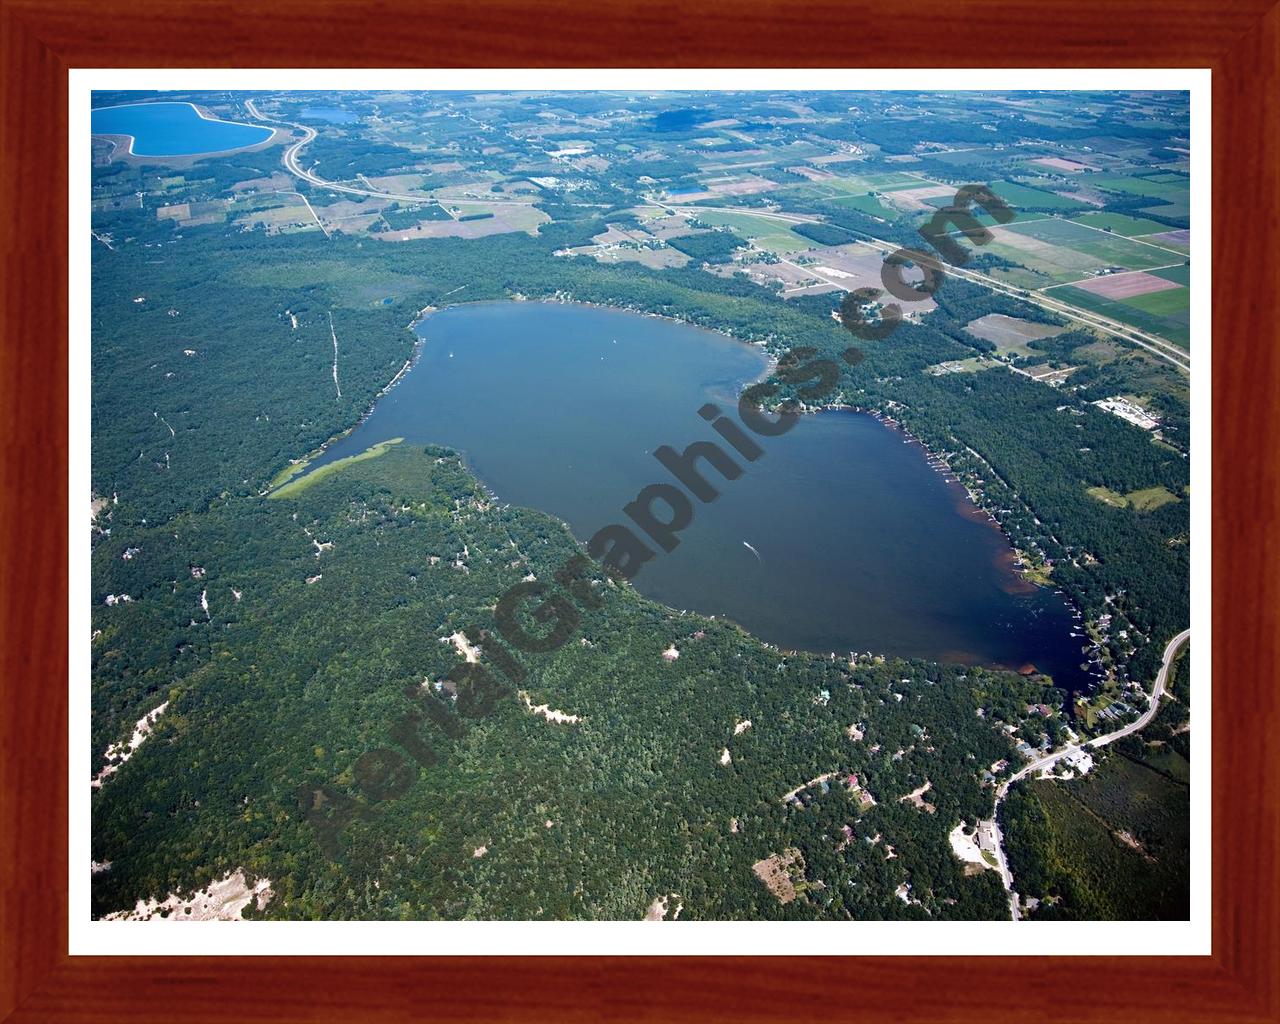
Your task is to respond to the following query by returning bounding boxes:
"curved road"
[989,627,1191,918]
[245,99,542,211]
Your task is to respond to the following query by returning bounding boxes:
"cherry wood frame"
[2,1,1276,1020]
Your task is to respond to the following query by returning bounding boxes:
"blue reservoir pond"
[91,102,274,157]
[305,302,1098,696]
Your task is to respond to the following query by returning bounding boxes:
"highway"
[245,99,541,213]
[244,99,451,205]
[988,627,1191,919]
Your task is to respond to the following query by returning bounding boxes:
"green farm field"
[1070,212,1173,236]
[1049,283,1191,348]
[1151,264,1191,286]
[691,209,814,254]
[1081,173,1190,201]
[1003,219,1177,268]
[928,180,1088,213]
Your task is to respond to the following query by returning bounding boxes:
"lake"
[91,102,274,157]
[305,301,1096,695]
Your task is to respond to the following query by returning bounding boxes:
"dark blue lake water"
[91,102,273,157]
[306,302,1096,695]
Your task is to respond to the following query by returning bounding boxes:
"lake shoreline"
[272,298,1095,697]
[91,100,281,163]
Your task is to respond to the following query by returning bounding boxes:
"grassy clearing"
[1086,485,1179,512]
[1086,485,1129,508]
[231,262,426,308]
[1138,746,1190,785]
[825,192,897,219]
[690,210,812,254]
[268,460,309,489]
[1125,486,1179,512]
[268,438,404,499]
[923,356,992,375]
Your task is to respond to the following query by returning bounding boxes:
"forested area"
[1000,747,1189,920]
[93,443,1058,920]
[665,230,745,264]
[999,642,1190,920]
[90,128,1189,919]
[93,183,1188,702]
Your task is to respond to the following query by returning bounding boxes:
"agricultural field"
[1070,212,1173,236]
[688,209,814,255]
[839,170,929,192]
[1079,171,1191,225]
[825,192,898,219]
[1004,218,1180,268]
[926,180,1088,214]
[559,223,691,269]
[1081,172,1189,201]
[975,217,1183,292]
[1139,228,1191,254]
[779,178,902,219]
[375,203,550,242]
[1048,275,1190,349]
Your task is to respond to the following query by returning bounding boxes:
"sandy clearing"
[1115,830,1156,863]
[520,691,581,724]
[719,748,732,766]
[444,631,481,663]
[93,701,169,788]
[103,869,272,921]
[948,823,992,870]
[642,893,683,921]
[752,849,804,905]
[899,780,936,812]
[328,311,342,399]
[734,719,752,735]
[781,772,837,803]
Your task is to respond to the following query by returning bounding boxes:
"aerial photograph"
[89,88,1193,923]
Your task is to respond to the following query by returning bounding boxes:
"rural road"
[244,100,451,206]
[990,627,1191,919]
[245,99,541,214]
[659,201,1190,372]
